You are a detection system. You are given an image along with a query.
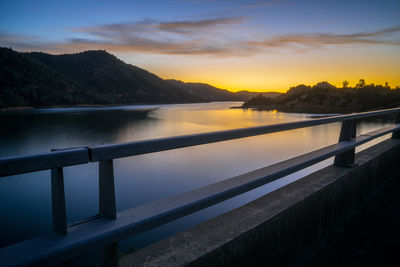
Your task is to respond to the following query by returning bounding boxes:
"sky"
[1,0,400,92]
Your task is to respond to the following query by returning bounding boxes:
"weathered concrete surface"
[120,138,400,267]
[291,168,400,267]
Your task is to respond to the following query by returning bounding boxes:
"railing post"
[99,159,117,219]
[392,112,400,139]
[99,159,118,266]
[334,119,357,167]
[100,243,119,267]
[51,167,67,235]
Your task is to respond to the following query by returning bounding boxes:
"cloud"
[75,17,246,36]
[74,19,158,37]
[157,17,246,33]
[59,16,252,56]
[1,22,400,57]
[56,37,241,56]
[0,34,249,56]
[0,32,56,51]
[59,24,400,56]
[247,26,400,48]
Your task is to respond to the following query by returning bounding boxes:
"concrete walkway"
[292,169,400,267]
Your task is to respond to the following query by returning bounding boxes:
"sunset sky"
[1,0,400,92]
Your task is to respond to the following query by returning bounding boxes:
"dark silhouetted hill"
[242,81,400,113]
[1,48,208,108]
[167,79,281,101]
[234,90,281,101]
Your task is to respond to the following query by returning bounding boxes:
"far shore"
[0,103,180,112]
[0,104,158,118]
[230,105,350,114]
[240,106,353,114]
[0,100,241,111]
[0,100,250,111]
[0,104,157,111]
[232,106,398,122]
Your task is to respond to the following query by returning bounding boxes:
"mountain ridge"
[0,48,279,108]
[242,81,400,113]
[166,79,280,102]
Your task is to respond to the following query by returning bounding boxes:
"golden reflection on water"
[114,102,312,143]
[0,102,394,251]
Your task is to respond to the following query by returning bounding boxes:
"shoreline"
[0,100,243,111]
[0,104,159,118]
[231,105,350,115]
[0,103,185,112]
[0,104,139,111]
[234,106,397,121]
[236,105,362,114]
[0,100,247,112]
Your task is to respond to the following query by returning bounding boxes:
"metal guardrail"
[1,107,400,266]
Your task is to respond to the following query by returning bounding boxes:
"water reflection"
[0,102,393,251]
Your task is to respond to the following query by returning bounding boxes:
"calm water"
[0,102,393,251]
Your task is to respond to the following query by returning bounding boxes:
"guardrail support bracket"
[99,159,117,219]
[334,120,357,167]
[100,242,119,267]
[51,167,68,235]
[392,112,400,139]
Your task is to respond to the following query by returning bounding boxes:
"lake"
[0,102,393,252]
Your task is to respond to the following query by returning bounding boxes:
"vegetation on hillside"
[166,79,280,102]
[0,48,200,107]
[242,81,400,113]
[3,47,396,113]
[0,48,278,108]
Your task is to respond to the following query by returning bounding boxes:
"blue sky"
[1,0,400,91]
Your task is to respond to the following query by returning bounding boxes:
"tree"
[356,79,366,88]
[342,80,349,88]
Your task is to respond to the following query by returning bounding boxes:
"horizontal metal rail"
[0,107,400,266]
[90,107,400,161]
[0,148,89,177]
[1,124,399,266]
[1,108,399,173]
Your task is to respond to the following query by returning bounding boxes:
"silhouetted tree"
[356,79,366,88]
[242,80,400,112]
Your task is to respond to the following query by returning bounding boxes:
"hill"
[0,48,208,108]
[1,48,278,108]
[166,79,280,101]
[242,81,400,113]
[234,90,281,101]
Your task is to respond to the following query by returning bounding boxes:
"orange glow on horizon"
[121,44,400,93]
[162,76,400,93]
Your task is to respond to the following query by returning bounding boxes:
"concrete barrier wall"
[120,138,400,267]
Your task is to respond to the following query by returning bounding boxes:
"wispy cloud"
[247,26,400,48]
[55,37,245,56]
[1,19,400,57]
[63,17,252,56]
[0,31,55,51]
[75,17,246,35]
[157,17,246,33]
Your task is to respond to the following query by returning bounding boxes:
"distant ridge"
[242,81,400,113]
[166,79,280,102]
[0,48,279,108]
[0,48,201,107]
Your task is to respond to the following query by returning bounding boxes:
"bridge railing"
[1,107,400,266]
